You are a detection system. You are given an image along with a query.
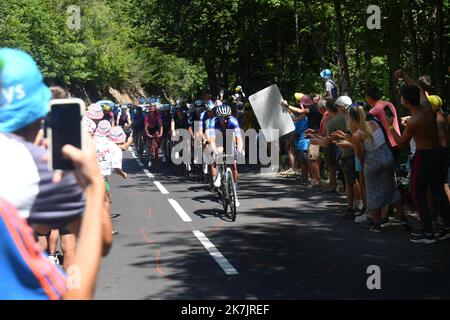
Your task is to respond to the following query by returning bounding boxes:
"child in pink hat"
[109,126,133,151]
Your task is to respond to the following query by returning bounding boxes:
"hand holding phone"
[47,98,85,171]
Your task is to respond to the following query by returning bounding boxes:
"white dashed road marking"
[193,230,239,276]
[154,181,169,194]
[143,169,154,179]
[168,199,192,222]
[131,149,240,277]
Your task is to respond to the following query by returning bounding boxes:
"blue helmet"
[205,100,215,111]
[320,69,333,79]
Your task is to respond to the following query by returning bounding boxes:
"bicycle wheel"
[217,168,228,212]
[153,143,159,172]
[221,183,228,213]
[226,169,237,222]
[137,136,143,158]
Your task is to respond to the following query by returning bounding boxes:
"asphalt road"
[96,149,450,300]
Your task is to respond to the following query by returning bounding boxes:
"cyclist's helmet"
[205,100,215,111]
[161,104,171,112]
[194,100,203,107]
[214,100,223,107]
[102,104,112,112]
[216,104,232,117]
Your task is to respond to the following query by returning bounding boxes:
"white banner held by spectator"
[249,84,295,142]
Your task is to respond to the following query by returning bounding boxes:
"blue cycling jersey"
[207,116,241,137]
[198,110,215,130]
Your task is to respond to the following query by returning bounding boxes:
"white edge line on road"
[168,199,192,222]
[154,181,169,194]
[193,230,239,276]
[143,169,154,179]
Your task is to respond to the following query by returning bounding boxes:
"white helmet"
[335,96,352,109]
[216,104,232,117]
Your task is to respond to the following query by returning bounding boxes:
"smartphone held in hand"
[47,98,85,171]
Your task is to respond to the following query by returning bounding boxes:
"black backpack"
[327,80,339,98]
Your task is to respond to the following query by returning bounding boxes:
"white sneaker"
[193,158,199,165]
[214,173,221,188]
[203,164,208,174]
[235,197,240,208]
[187,163,191,172]
[354,213,367,223]
[48,255,59,265]
[148,160,152,167]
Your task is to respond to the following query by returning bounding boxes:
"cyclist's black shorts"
[133,126,144,136]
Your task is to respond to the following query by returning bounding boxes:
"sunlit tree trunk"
[407,0,418,79]
[333,0,350,94]
[364,49,371,90]
[434,0,444,96]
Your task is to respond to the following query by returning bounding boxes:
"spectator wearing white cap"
[327,96,363,220]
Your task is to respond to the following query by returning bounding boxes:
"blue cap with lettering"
[0,48,51,132]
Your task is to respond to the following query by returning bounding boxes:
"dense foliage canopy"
[1,0,448,104]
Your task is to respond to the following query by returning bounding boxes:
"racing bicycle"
[215,154,238,222]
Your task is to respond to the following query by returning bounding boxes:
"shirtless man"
[390,69,450,244]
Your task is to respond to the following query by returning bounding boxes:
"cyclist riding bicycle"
[101,104,115,126]
[171,103,194,171]
[231,86,246,127]
[144,104,163,167]
[198,100,216,143]
[207,104,244,207]
[192,100,204,122]
[196,100,216,175]
[160,104,172,163]
[116,104,132,137]
[132,106,145,151]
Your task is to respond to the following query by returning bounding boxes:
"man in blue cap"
[320,69,338,101]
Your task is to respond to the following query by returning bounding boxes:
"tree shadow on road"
[126,202,450,300]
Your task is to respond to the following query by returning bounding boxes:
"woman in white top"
[337,105,401,232]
